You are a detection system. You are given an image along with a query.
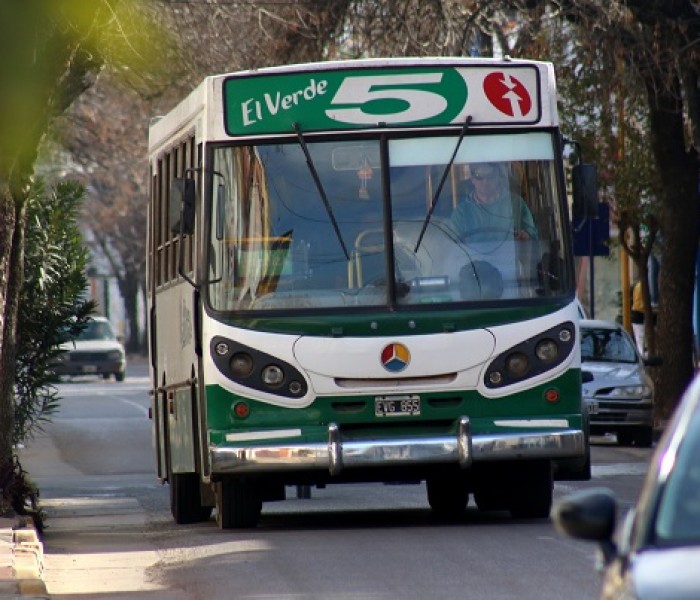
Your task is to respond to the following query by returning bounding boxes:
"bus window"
[208,141,386,311]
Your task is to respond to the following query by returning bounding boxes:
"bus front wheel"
[426,476,469,517]
[215,477,262,529]
[507,460,553,519]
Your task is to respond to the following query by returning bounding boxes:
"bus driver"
[449,162,537,243]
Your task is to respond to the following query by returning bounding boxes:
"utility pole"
[617,49,632,332]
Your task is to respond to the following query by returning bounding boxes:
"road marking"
[592,462,650,477]
[117,398,149,417]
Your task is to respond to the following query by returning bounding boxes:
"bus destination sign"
[222,65,542,136]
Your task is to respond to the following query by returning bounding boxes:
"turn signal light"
[233,402,250,418]
[544,388,560,403]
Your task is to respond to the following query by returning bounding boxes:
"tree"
[544,0,700,419]
[56,1,253,353]
[538,12,662,357]
[0,0,163,516]
[57,77,152,353]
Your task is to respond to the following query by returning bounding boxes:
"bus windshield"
[207,131,572,312]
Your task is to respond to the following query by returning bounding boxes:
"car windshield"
[78,320,116,341]
[580,327,637,364]
[654,406,700,545]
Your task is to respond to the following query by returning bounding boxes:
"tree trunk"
[645,75,699,421]
[0,187,26,456]
[0,187,17,465]
[117,268,142,354]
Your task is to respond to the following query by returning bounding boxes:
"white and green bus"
[147,57,591,529]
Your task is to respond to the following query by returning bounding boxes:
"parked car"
[53,316,126,381]
[580,319,659,447]
[552,373,700,600]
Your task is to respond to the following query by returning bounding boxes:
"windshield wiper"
[414,115,473,252]
[293,122,349,260]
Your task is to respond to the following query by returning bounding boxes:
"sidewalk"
[0,514,49,599]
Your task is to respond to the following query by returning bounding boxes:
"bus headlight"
[484,322,575,389]
[210,336,308,399]
[230,352,254,378]
[261,365,285,388]
[505,352,529,377]
[535,339,559,362]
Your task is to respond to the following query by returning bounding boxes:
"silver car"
[552,372,700,599]
[580,319,658,447]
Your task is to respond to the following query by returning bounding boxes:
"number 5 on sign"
[326,74,447,125]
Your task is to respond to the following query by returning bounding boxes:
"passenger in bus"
[448,162,537,243]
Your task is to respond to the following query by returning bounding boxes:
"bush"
[14,179,94,445]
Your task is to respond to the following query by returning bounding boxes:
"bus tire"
[426,476,469,517]
[170,472,213,524]
[474,485,510,512]
[216,478,262,529]
[508,460,553,519]
[554,424,591,480]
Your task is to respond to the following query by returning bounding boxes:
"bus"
[147,57,591,529]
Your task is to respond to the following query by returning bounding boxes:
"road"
[19,361,652,600]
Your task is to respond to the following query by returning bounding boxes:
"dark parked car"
[552,374,700,600]
[580,319,660,447]
[53,316,127,381]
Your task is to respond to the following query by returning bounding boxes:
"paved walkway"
[0,515,49,599]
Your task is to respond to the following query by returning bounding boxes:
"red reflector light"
[544,388,560,403]
[234,402,250,418]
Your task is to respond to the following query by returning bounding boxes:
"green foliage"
[13,178,94,445]
[0,455,44,530]
[0,0,170,181]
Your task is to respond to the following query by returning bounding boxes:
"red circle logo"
[483,72,532,118]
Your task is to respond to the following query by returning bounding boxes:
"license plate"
[82,366,98,373]
[375,396,421,417]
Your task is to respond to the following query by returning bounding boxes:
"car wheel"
[633,426,654,448]
[616,430,635,446]
[115,371,125,382]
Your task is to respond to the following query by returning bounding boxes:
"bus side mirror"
[170,178,196,235]
[572,164,598,219]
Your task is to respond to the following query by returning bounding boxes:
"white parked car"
[53,316,127,382]
[553,373,700,599]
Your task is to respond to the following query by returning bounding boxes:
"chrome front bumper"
[209,417,585,476]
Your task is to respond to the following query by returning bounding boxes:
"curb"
[0,516,49,599]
